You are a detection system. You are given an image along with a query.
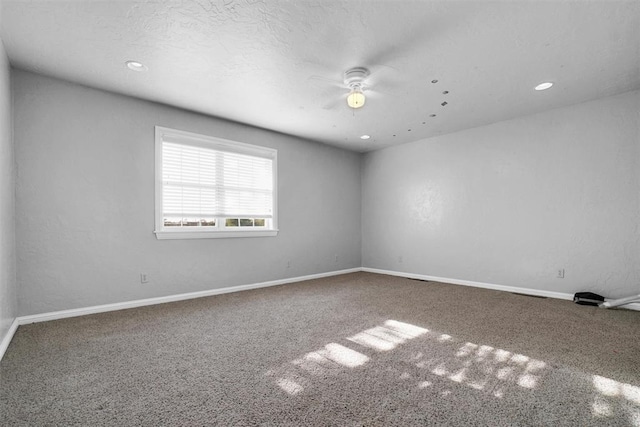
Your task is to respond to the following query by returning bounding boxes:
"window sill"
[154,229,279,240]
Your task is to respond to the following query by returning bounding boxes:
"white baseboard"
[14,267,640,328]
[362,267,640,312]
[362,267,575,300]
[0,318,20,362]
[16,268,361,326]
[3,266,637,363]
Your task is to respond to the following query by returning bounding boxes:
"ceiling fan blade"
[322,97,345,110]
[365,65,405,90]
[358,16,452,72]
[307,74,343,88]
[361,32,423,66]
[365,90,385,99]
[314,84,347,106]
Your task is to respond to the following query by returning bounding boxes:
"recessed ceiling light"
[126,60,147,72]
[534,82,553,91]
[360,134,371,140]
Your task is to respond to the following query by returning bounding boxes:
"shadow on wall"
[266,319,640,425]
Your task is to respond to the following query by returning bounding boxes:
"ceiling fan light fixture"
[344,67,370,109]
[347,87,366,109]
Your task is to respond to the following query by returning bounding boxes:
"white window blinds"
[160,131,274,220]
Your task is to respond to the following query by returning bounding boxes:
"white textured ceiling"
[1,1,639,152]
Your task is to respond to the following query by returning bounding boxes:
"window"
[154,126,277,239]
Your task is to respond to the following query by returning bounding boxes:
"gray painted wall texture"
[362,90,640,298]
[14,70,362,316]
[8,68,640,319]
[0,32,17,338]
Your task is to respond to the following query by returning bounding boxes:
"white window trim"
[154,126,278,240]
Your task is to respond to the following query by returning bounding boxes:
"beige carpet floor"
[1,272,639,426]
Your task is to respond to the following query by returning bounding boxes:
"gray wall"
[10,68,640,317]
[0,26,17,337]
[14,70,362,316]
[362,90,640,298]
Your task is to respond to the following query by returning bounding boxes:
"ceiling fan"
[343,67,370,109]
[310,66,387,111]
[308,25,434,111]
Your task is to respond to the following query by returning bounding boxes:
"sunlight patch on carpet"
[592,375,640,425]
[268,319,427,396]
[347,320,428,352]
[322,343,369,368]
[276,378,303,396]
[267,314,639,427]
[417,340,547,395]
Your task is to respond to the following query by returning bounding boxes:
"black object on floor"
[573,292,605,306]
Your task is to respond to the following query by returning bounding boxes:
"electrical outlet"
[557,269,565,279]
[140,273,149,284]
[334,254,338,263]
[398,256,403,264]
[286,260,291,269]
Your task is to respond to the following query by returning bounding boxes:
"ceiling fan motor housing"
[344,67,370,88]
